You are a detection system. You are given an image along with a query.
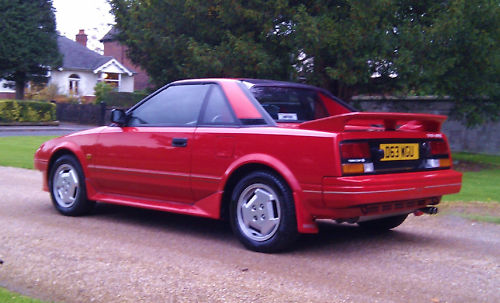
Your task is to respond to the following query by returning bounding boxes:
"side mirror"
[111,109,127,126]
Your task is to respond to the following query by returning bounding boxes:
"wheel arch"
[219,154,317,233]
[46,143,94,199]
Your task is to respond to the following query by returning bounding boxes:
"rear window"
[249,86,329,122]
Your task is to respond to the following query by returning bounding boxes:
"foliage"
[94,82,114,104]
[109,0,295,87]
[291,1,400,99]
[105,90,148,108]
[94,80,146,107]
[110,0,499,125]
[452,152,500,167]
[52,94,81,104]
[392,0,500,126]
[25,84,59,102]
[0,287,49,303]
[0,100,56,123]
[0,0,61,100]
[291,0,500,124]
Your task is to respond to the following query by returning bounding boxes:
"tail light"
[429,140,449,155]
[424,139,451,169]
[340,142,374,175]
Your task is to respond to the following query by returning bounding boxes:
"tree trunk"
[14,72,25,100]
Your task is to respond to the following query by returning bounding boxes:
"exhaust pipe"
[417,206,439,215]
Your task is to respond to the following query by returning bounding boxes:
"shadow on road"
[79,202,441,256]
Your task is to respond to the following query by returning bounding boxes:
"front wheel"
[230,171,298,253]
[357,214,408,231]
[49,155,95,216]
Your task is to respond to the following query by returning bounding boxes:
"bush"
[104,90,149,109]
[25,83,59,101]
[0,99,56,123]
[94,82,114,104]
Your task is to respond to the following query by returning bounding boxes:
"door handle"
[172,137,188,147]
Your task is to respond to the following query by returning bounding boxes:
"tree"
[0,0,61,100]
[290,1,401,100]
[291,0,500,124]
[411,0,500,125]
[109,0,295,88]
[110,0,499,124]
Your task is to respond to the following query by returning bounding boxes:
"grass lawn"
[452,152,500,166]
[0,287,48,303]
[443,152,500,203]
[442,169,500,203]
[0,136,56,169]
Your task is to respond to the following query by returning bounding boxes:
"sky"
[52,0,115,54]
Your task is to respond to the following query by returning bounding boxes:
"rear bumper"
[300,169,461,222]
[322,169,462,208]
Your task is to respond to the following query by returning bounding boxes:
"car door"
[191,84,239,201]
[90,84,211,204]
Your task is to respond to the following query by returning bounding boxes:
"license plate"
[380,143,419,161]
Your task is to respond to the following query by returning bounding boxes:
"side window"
[200,85,236,125]
[250,86,329,122]
[129,84,209,126]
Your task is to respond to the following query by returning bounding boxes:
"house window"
[68,74,80,95]
[103,73,120,89]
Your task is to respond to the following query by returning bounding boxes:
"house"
[0,79,15,99]
[49,30,135,102]
[100,27,151,91]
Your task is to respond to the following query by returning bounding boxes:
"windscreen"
[249,86,329,122]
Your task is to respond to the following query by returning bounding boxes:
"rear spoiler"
[299,112,447,132]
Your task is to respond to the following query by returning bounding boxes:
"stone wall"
[354,98,500,155]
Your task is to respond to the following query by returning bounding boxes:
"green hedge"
[104,91,149,108]
[0,99,56,123]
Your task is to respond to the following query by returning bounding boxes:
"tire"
[48,155,95,216]
[357,214,408,231]
[229,171,298,253]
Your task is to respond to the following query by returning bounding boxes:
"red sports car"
[34,79,462,252]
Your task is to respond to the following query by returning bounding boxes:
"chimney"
[76,29,87,47]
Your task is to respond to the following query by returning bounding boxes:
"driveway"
[0,166,499,302]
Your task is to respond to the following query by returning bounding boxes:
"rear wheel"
[230,171,298,253]
[357,214,408,231]
[49,155,95,216]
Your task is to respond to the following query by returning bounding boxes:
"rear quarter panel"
[192,126,337,230]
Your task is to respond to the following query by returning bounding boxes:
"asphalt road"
[0,166,498,303]
[0,123,94,137]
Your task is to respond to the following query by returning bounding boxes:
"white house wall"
[0,79,15,93]
[50,70,98,96]
[120,75,134,92]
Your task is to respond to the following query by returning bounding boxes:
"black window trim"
[236,81,277,127]
[196,83,241,127]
